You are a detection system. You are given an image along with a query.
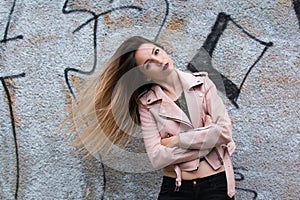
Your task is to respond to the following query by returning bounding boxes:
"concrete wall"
[0,0,299,199]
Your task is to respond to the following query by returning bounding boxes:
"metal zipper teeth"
[165,117,194,128]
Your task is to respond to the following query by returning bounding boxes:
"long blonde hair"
[64,36,158,156]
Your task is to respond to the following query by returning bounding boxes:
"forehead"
[135,43,155,65]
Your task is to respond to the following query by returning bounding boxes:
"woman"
[66,36,235,199]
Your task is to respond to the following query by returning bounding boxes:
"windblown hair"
[64,36,160,156]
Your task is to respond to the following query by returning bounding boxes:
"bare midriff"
[162,160,225,180]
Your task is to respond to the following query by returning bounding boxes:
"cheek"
[138,66,151,78]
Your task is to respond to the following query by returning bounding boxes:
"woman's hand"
[161,115,212,148]
[204,115,212,127]
[161,134,179,148]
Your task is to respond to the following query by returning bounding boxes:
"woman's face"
[135,43,174,81]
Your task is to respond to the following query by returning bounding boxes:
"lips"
[162,63,169,71]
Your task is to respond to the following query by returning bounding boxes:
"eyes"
[154,48,160,55]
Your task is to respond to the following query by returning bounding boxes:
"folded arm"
[177,77,232,150]
[139,105,210,170]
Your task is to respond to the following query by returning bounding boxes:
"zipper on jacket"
[165,116,194,128]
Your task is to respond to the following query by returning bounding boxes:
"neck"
[155,70,183,100]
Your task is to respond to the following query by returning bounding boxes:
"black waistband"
[163,171,226,185]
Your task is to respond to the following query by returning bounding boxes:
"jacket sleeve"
[178,76,233,150]
[139,104,210,170]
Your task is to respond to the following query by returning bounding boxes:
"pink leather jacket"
[138,70,236,197]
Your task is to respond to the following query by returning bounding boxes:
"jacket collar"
[139,69,205,128]
[176,69,204,92]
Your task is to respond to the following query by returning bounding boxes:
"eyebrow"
[143,46,156,65]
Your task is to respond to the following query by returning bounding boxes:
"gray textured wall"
[0,0,299,200]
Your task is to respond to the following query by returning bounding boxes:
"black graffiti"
[234,167,258,199]
[0,73,26,199]
[0,73,25,200]
[0,0,23,43]
[154,0,169,42]
[0,74,23,200]
[0,0,25,200]
[187,12,273,108]
[62,0,143,99]
[292,0,300,28]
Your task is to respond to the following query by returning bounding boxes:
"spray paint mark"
[0,0,23,43]
[62,0,142,99]
[0,1,24,199]
[0,73,25,200]
[187,12,273,108]
[154,0,169,42]
[234,166,258,199]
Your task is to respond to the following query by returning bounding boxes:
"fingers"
[204,115,212,126]
[161,135,178,147]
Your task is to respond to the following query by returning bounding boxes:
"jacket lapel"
[148,85,193,128]
[159,100,193,128]
[178,70,205,128]
[183,89,202,128]
[142,70,205,129]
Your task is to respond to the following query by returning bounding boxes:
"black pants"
[157,172,234,200]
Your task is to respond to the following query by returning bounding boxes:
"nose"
[151,55,163,66]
